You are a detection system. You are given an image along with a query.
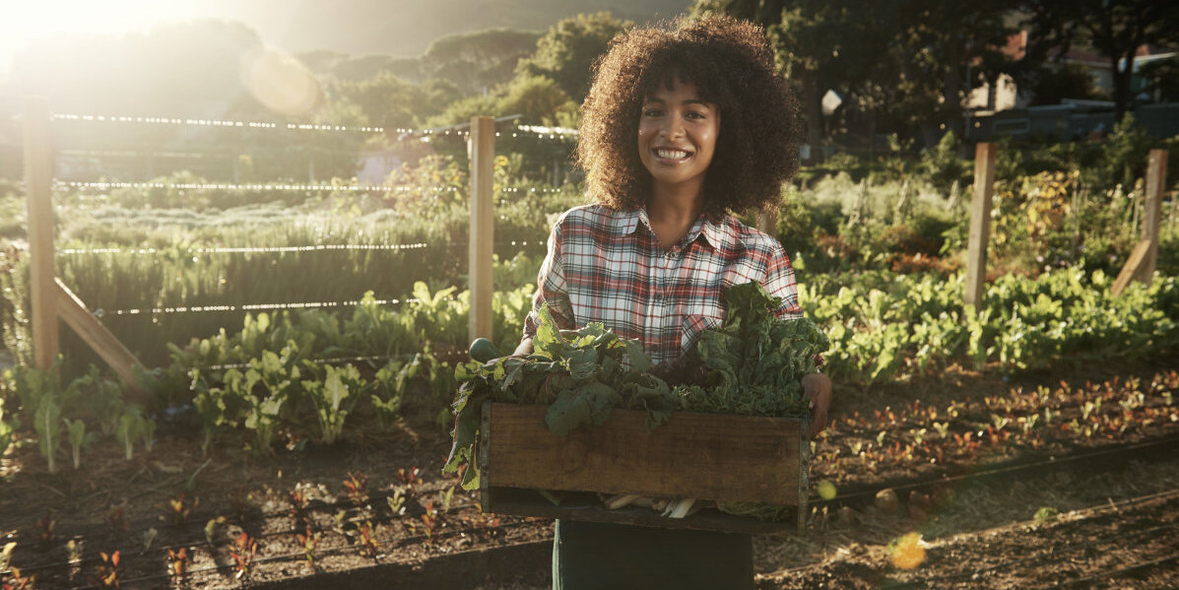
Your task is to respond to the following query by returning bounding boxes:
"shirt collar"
[612,207,735,251]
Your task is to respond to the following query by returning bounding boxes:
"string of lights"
[48,112,579,139]
[57,240,543,256]
[100,297,423,317]
[58,243,431,255]
[58,180,461,193]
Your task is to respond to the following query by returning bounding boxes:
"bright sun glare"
[1,0,195,70]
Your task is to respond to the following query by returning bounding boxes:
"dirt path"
[756,453,1179,589]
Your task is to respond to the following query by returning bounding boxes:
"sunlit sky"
[1,0,202,73]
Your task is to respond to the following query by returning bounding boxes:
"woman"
[514,15,832,589]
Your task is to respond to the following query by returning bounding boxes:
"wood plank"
[1112,240,1153,297]
[484,403,804,506]
[964,142,996,312]
[484,487,795,535]
[468,116,495,342]
[1139,149,1167,282]
[23,97,58,370]
[54,279,147,399]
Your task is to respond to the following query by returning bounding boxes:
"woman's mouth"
[653,147,692,161]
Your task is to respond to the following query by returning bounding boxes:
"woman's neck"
[646,182,705,249]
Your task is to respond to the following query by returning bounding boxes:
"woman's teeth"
[656,148,689,159]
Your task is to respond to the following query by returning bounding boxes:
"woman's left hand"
[801,373,833,438]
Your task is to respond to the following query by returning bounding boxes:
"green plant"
[33,396,62,473]
[114,409,144,461]
[63,418,95,470]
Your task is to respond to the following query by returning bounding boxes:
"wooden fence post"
[1138,149,1167,281]
[469,116,495,343]
[24,97,58,370]
[964,142,996,312]
[1112,149,1167,296]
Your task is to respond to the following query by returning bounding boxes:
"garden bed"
[1,357,1177,588]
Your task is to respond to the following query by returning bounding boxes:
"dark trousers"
[552,519,754,590]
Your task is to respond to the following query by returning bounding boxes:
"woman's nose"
[660,118,684,139]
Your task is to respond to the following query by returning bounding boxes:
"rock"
[875,488,900,514]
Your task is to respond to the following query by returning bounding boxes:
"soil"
[1,356,1177,588]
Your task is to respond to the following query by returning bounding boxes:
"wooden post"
[24,98,58,370]
[1138,149,1167,282]
[964,143,996,312]
[469,116,495,343]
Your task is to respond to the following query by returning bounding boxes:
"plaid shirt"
[523,204,802,367]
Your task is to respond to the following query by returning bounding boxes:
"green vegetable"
[468,338,502,363]
[679,281,829,419]
[443,305,676,490]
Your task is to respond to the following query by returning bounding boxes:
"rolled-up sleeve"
[763,242,802,321]
[523,221,576,339]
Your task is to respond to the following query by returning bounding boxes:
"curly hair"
[576,14,801,217]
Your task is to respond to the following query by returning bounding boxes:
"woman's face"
[637,78,719,194]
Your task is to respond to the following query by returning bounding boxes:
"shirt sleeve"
[764,241,803,321]
[522,219,576,340]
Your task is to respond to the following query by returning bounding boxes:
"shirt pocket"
[680,313,723,356]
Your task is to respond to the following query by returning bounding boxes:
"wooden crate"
[478,402,810,534]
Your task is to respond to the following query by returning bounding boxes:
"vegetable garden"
[1,109,1178,588]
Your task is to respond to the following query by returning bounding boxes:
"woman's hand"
[801,372,832,438]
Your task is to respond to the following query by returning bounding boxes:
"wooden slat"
[484,403,804,506]
[484,487,794,534]
[468,116,495,342]
[964,142,996,312]
[1112,240,1153,297]
[1139,149,1167,282]
[54,279,147,398]
[24,97,58,370]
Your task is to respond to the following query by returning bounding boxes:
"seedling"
[1033,506,1059,524]
[167,494,198,525]
[64,418,95,470]
[203,517,225,544]
[295,527,322,566]
[4,567,35,590]
[96,550,120,588]
[2,541,16,570]
[165,547,189,580]
[356,521,380,559]
[289,487,309,515]
[419,502,439,538]
[143,528,157,551]
[386,489,406,515]
[440,486,455,514]
[66,539,82,564]
[230,532,258,580]
[342,471,368,505]
[397,466,422,495]
[33,397,62,473]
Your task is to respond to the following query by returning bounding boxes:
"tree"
[1022,0,1179,119]
[516,12,634,104]
[339,72,458,130]
[421,28,541,95]
[1024,62,1103,105]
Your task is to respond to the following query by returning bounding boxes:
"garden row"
[2,261,1176,476]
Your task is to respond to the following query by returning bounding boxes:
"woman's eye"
[643,109,663,117]
[686,111,706,120]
